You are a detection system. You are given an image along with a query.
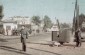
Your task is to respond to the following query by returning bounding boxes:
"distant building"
[10,16,31,28]
[2,16,31,35]
[2,19,17,35]
[2,16,45,35]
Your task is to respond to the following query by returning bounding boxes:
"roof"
[2,16,31,24]
[2,19,17,23]
[3,21,17,23]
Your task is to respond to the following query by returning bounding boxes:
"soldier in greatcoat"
[20,26,28,51]
[75,28,82,47]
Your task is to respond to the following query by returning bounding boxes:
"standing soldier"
[75,28,82,47]
[20,25,28,52]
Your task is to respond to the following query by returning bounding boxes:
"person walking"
[20,25,28,52]
[75,28,82,47]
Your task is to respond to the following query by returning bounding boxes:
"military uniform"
[20,28,28,51]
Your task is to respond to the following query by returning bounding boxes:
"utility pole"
[73,0,79,31]
[55,17,60,29]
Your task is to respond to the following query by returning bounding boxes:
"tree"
[73,13,85,30]
[0,5,3,21]
[79,14,85,27]
[60,23,70,28]
[31,16,41,26]
[43,15,52,30]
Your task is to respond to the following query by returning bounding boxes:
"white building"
[10,16,31,25]
[2,16,31,35]
[2,19,17,35]
[2,16,45,35]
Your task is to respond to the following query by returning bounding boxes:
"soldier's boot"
[23,45,26,52]
[76,42,78,47]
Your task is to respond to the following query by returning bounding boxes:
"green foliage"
[79,14,85,27]
[60,23,70,28]
[31,16,41,26]
[0,5,3,20]
[73,13,85,29]
[43,15,52,28]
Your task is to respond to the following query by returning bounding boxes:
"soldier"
[20,25,28,52]
[75,28,82,47]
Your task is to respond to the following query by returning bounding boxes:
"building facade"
[2,16,31,35]
[3,20,17,35]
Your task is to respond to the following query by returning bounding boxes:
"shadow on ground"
[0,46,31,55]
[0,38,8,42]
[28,47,61,55]
[27,42,50,45]
[28,42,76,48]
[63,44,76,47]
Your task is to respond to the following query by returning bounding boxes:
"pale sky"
[0,0,85,23]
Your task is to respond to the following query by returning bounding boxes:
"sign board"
[51,26,59,31]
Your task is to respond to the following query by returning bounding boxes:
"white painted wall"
[3,23,17,35]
